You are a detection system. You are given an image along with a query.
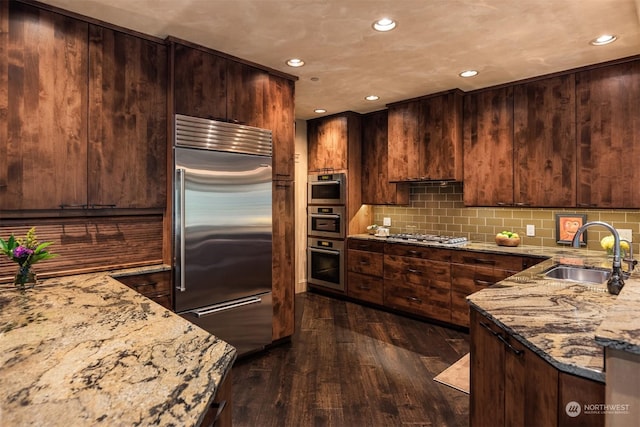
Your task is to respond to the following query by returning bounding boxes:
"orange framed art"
[556,213,587,245]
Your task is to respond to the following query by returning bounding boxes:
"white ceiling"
[39,0,640,120]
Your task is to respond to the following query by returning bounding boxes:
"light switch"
[383,217,391,227]
[526,224,535,237]
[618,229,633,242]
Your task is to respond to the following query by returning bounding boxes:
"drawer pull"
[151,293,171,299]
[406,268,422,274]
[131,281,158,288]
[357,244,371,249]
[406,296,423,303]
[474,279,494,287]
[358,285,372,291]
[359,260,370,265]
[466,258,496,265]
[480,322,523,356]
[408,250,420,256]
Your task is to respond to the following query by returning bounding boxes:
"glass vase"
[14,266,37,291]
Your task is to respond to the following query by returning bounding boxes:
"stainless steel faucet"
[620,238,638,273]
[572,221,625,295]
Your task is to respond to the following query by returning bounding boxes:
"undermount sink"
[543,265,613,285]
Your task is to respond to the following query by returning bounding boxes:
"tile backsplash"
[371,183,640,254]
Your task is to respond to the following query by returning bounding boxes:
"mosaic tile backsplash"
[371,183,640,255]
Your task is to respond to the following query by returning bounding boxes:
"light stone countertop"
[349,234,640,383]
[0,267,236,426]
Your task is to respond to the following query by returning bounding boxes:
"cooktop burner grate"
[388,233,468,245]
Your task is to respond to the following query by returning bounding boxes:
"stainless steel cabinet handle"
[310,247,341,256]
[474,279,494,287]
[407,268,421,274]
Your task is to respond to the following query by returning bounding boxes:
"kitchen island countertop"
[0,267,236,426]
[349,234,640,383]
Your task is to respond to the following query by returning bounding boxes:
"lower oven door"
[307,238,345,291]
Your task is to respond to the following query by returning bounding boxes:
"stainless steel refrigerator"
[173,114,273,356]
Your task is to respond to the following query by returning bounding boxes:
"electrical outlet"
[618,228,633,242]
[383,217,392,227]
[526,224,535,237]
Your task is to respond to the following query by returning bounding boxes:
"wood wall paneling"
[267,74,295,180]
[272,180,295,340]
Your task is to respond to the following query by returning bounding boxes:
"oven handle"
[311,214,341,219]
[309,247,341,256]
[311,180,341,186]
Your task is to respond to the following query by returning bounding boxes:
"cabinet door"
[227,61,268,127]
[387,101,422,181]
[173,43,227,120]
[514,75,576,207]
[272,180,295,340]
[463,87,514,206]
[0,2,88,210]
[576,61,640,208]
[88,26,167,209]
[267,75,295,180]
[307,115,348,172]
[361,110,409,204]
[421,91,463,181]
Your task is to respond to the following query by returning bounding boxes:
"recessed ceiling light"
[286,58,305,67]
[365,95,380,101]
[590,34,617,46]
[459,70,479,78]
[372,18,396,32]
[314,109,327,114]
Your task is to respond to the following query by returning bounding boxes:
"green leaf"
[35,241,53,253]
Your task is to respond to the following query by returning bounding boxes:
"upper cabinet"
[513,75,576,207]
[88,25,167,209]
[463,87,514,206]
[266,75,295,180]
[361,110,409,205]
[387,90,463,182]
[307,114,349,172]
[576,60,640,208]
[172,41,269,129]
[0,3,168,212]
[0,2,89,210]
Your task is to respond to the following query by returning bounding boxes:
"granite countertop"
[0,267,236,426]
[348,233,640,383]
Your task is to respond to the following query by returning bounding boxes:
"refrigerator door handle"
[176,167,186,292]
[189,296,264,318]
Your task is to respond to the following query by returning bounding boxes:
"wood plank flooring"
[232,292,470,427]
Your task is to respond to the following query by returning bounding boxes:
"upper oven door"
[308,173,345,205]
[308,206,345,238]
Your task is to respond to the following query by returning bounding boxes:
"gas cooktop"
[387,233,468,245]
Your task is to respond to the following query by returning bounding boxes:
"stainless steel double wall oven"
[307,173,346,291]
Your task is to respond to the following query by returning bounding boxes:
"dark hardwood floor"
[232,292,470,427]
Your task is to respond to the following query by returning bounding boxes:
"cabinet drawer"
[450,291,471,327]
[116,271,173,310]
[347,250,383,276]
[384,280,451,322]
[451,265,516,294]
[385,243,452,262]
[347,239,385,253]
[451,251,526,271]
[384,255,450,285]
[347,272,384,305]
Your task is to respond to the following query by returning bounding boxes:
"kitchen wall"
[371,183,640,254]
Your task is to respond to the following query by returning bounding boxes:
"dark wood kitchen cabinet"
[513,74,576,207]
[463,87,514,206]
[470,308,604,427]
[576,60,640,208]
[307,114,350,172]
[361,110,409,205]
[346,239,385,305]
[383,244,452,323]
[267,74,295,180]
[387,90,463,182]
[272,180,295,341]
[0,2,88,211]
[172,40,269,128]
[450,252,543,327]
[88,25,167,209]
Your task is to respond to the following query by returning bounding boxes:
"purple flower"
[13,246,34,260]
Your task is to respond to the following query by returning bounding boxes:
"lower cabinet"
[346,239,384,305]
[470,308,604,427]
[115,270,172,310]
[200,370,232,427]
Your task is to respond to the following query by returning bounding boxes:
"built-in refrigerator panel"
[174,146,272,313]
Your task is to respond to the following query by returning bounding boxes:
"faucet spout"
[572,221,625,295]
